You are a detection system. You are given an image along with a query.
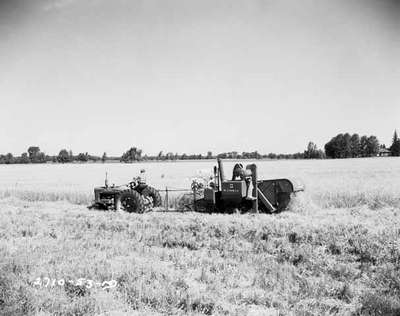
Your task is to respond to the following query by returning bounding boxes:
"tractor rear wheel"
[141,186,162,207]
[120,190,145,213]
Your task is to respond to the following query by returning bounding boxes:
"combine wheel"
[276,192,291,212]
[120,190,145,213]
[141,186,162,207]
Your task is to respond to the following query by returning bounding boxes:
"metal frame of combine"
[199,159,304,213]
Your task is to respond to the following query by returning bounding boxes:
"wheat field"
[0,158,399,315]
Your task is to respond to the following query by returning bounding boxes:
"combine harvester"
[89,159,304,214]
[197,158,304,213]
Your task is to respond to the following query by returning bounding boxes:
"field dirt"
[1,195,399,316]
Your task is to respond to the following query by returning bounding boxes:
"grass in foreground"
[0,196,399,316]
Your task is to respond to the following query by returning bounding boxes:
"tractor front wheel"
[120,191,145,213]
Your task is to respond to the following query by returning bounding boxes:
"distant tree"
[207,151,213,159]
[77,152,89,162]
[4,153,14,164]
[28,146,40,160]
[350,134,361,157]
[68,150,74,161]
[325,133,379,158]
[19,152,30,164]
[360,135,369,157]
[390,130,400,156]
[304,142,317,158]
[121,147,142,162]
[335,134,345,158]
[304,141,325,159]
[37,152,46,163]
[57,149,70,163]
[27,146,45,163]
[325,134,346,158]
[342,133,352,158]
[229,151,237,159]
[325,135,343,158]
[358,135,380,157]
[254,151,261,159]
[393,130,398,142]
[324,138,335,158]
[366,136,380,157]
[88,155,101,162]
[166,152,172,160]
[293,152,305,159]
[330,133,351,158]
[102,152,107,163]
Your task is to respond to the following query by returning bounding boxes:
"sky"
[0,0,399,156]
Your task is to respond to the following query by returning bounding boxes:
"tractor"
[90,170,162,213]
[197,159,304,213]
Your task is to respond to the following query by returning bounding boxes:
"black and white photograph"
[0,0,399,315]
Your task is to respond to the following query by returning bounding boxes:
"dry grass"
[0,195,399,316]
[0,189,187,211]
[0,189,93,205]
[1,186,400,214]
[1,158,399,315]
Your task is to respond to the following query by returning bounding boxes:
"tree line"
[0,146,312,164]
[119,148,310,162]
[323,130,400,158]
[112,130,400,162]
[324,133,380,158]
[0,147,109,164]
[0,130,398,164]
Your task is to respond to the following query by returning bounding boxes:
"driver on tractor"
[138,169,146,184]
[130,169,147,190]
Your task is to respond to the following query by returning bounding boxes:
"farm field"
[1,158,400,209]
[0,158,400,315]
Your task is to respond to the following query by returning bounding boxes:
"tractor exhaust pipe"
[252,164,258,213]
[213,166,219,191]
[246,163,259,213]
[217,158,225,183]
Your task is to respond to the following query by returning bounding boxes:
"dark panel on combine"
[258,179,295,206]
[258,180,277,205]
[221,181,246,203]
